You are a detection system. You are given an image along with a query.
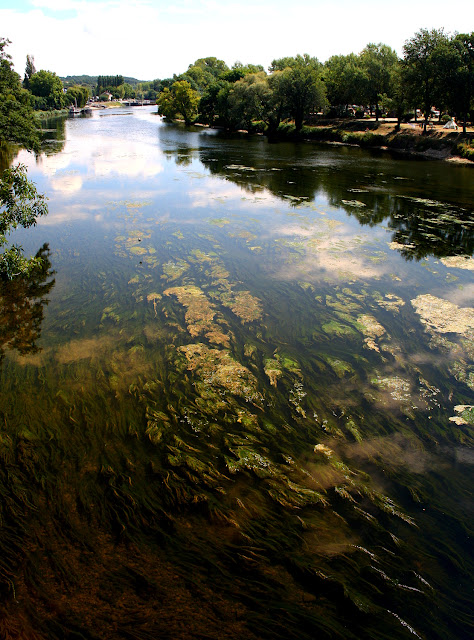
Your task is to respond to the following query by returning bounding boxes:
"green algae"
[321,320,357,339]
[161,259,189,281]
[324,356,355,379]
[130,246,147,256]
[209,218,230,227]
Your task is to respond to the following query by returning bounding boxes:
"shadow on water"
[39,115,67,156]
[165,138,474,261]
[0,244,55,362]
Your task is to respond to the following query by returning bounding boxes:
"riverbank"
[35,108,69,119]
[273,120,474,163]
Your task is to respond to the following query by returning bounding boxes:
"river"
[1,105,473,639]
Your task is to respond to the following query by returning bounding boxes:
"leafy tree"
[270,55,326,131]
[228,72,270,131]
[222,62,265,83]
[269,53,320,72]
[198,80,231,126]
[29,69,66,110]
[402,28,450,132]
[265,71,288,132]
[359,43,398,119]
[23,54,36,90]
[157,81,199,124]
[449,33,474,133]
[0,38,47,279]
[192,57,229,79]
[323,53,366,114]
[65,85,89,108]
[0,39,40,149]
[96,75,124,93]
[379,62,409,129]
[171,81,199,124]
[0,166,48,278]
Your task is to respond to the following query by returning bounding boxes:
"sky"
[1,0,472,81]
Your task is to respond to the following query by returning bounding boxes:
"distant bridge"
[122,100,153,106]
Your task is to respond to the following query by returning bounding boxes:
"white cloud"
[50,173,83,193]
[1,0,472,80]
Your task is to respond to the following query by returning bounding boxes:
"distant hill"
[60,75,147,87]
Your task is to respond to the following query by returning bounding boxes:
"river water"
[1,106,473,639]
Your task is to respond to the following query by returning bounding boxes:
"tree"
[156,87,176,119]
[359,43,398,120]
[269,53,320,72]
[402,28,450,132]
[0,38,48,279]
[270,55,326,131]
[379,62,409,130]
[228,72,270,131]
[23,54,36,90]
[29,69,66,110]
[198,80,231,126]
[157,81,199,125]
[65,85,89,108]
[450,33,474,133]
[323,53,367,114]
[0,39,40,149]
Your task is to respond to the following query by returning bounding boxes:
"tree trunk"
[375,101,379,121]
[294,113,303,132]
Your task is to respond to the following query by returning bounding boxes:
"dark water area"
[1,106,473,639]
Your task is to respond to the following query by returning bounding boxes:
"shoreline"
[274,120,474,165]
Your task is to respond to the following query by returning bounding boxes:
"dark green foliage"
[0,164,48,278]
[22,54,36,90]
[456,141,474,159]
[157,81,200,124]
[65,85,90,108]
[402,28,451,131]
[97,74,124,91]
[0,39,48,279]
[0,39,40,150]
[29,69,66,110]
[359,43,399,120]
[0,243,54,358]
[449,33,474,133]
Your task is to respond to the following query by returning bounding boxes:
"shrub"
[440,114,451,124]
[341,131,385,147]
[456,142,474,160]
[250,120,265,134]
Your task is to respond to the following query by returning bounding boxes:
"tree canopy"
[157,80,200,125]
[0,39,40,150]
[29,69,66,110]
[0,38,48,279]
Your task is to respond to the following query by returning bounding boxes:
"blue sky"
[1,0,472,80]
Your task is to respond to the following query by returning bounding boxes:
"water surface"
[1,106,473,640]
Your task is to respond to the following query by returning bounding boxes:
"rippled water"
[1,106,473,639]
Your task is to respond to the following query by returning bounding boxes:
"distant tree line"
[155,29,474,135]
[96,74,124,91]
[3,27,474,135]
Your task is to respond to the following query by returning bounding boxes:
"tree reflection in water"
[0,243,55,362]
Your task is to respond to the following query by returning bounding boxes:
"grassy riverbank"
[34,108,69,119]
[273,120,474,162]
